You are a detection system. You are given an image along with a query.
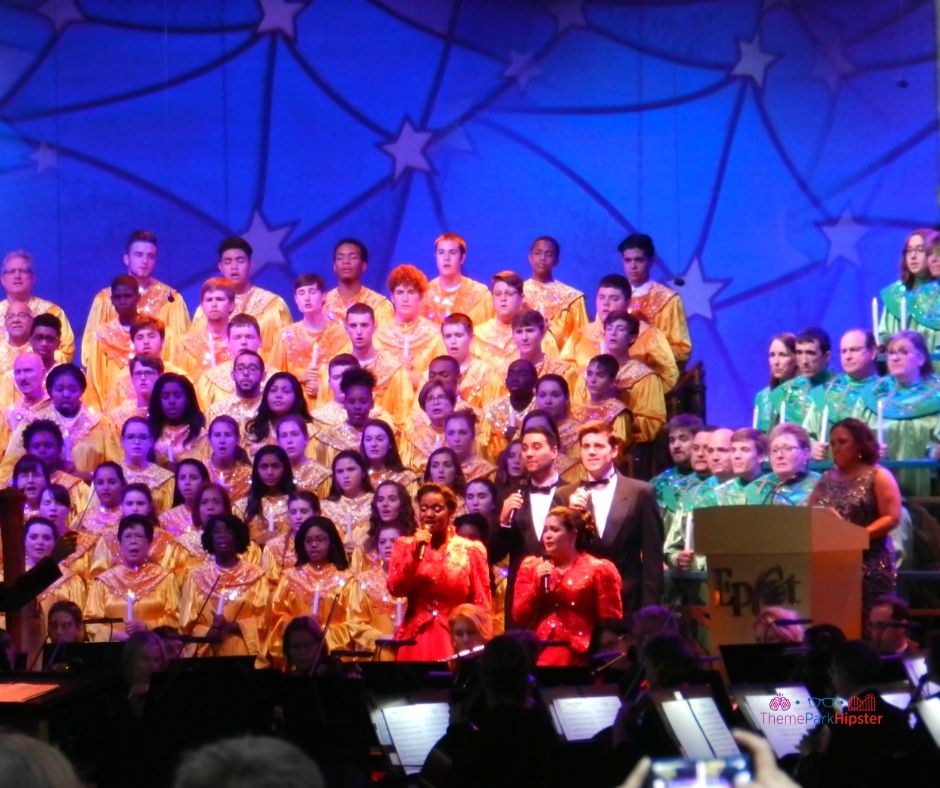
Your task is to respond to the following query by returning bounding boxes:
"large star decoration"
[30,143,58,174]
[549,0,587,33]
[257,0,306,39]
[812,40,855,94]
[675,257,729,320]
[819,208,869,267]
[242,210,294,274]
[731,33,779,90]
[504,51,542,91]
[38,0,83,34]
[381,120,434,181]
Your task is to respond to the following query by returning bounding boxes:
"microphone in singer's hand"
[417,542,427,560]
[509,486,524,524]
[541,555,552,593]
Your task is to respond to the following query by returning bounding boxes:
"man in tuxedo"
[491,424,564,626]
[558,420,663,613]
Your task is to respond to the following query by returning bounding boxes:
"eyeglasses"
[234,364,262,374]
[2,268,32,276]
[770,445,802,455]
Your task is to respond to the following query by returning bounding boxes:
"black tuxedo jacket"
[557,472,663,614]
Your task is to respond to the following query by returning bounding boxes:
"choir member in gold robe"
[400,381,455,472]
[160,458,211,538]
[148,373,207,469]
[205,415,252,501]
[443,410,495,483]
[0,249,76,362]
[236,445,295,546]
[102,355,162,461]
[261,490,320,587]
[3,352,50,439]
[204,348,265,440]
[38,484,97,581]
[494,309,577,393]
[180,482,262,571]
[315,367,380,467]
[480,360,537,462]
[347,522,407,656]
[178,513,269,664]
[266,516,359,666]
[571,354,632,447]
[12,454,47,520]
[274,414,330,494]
[324,238,394,326]
[495,440,525,500]
[81,231,189,365]
[174,278,235,381]
[434,314,501,412]
[320,450,374,556]
[0,304,34,420]
[423,448,467,506]
[84,275,143,410]
[75,462,125,536]
[523,236,588,350]
[113,417,175,513]
[85,514,181,641]
[244,372,309,457]
[28,314,64,378]
[189,237,291,359]
[534,376,582,464]
[421,233,493,327]
[195,315,266,410]
[360,418,419,493]
[350,480,418,573]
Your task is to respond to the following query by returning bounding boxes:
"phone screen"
[647,755,752,787]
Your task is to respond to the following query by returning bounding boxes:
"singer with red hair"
[512,506,623,666]
[387,483,491,661]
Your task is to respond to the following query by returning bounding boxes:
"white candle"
[312,588,321,617]
[216,590,225,616]
[684,512,694,552]
[208,333,217,366]
[877,399,885,445]
[508,409,517,429]
[395,599,404,628]
[819,405,829,443]
[311,343,319,368]
[126,590,136,622]
[779,400,786,424]
[267,510,275,532]
[871,297,880,341]
[168,443,175,464]
[62,429,72,462]
[900,298,908,331]
[600,339,606,354]
[752,405,759,430]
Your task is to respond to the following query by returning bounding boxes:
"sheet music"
[687,697,739,757]
[661,700,715,759]
[741,691,811,759]
[381,702,450,775]
[917,698,940,746]
[550,696,621,741]
[905,656,940,697]
[881,691,911,711]
[0,682,59,703]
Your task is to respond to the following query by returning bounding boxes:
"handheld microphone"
[417,541,427,560]
[541,554,552,594]
[509,485,525,525]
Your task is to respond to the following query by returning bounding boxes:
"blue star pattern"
[0,0,936,427]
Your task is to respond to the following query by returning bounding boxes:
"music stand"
[42,641,124,673]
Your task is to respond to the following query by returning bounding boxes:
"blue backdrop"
[1,0,938,427]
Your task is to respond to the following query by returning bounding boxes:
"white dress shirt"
[529,474,560,540]
[582,470,617,538]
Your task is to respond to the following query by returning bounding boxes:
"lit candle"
[684,512,694,552]
[311,343,319,368]
[877,399,885,445]
[819,405,829,443]
[62,429,72,462]
[752,405,758,430]
[216,589,225,616]
[208,333,217,366]
[312,588,321,617]
[508,409,517,429]
[779,400,786,425]
[126,590,136,622]
[871,297,879,341]
[167,443,175,464]
[900,297,908,331]
[267,510,275,532]
[395,599,404,628]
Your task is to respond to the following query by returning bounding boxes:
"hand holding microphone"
[535,557,553,593]
[499,489,524,526]
[414,527,432,560]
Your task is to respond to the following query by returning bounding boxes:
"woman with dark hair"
[352,480,416,572]
[85,514,180,641]
[236,445,296,545]
[423,447,467,497]
[320,449,374,555]
[181,482,262,569]
[275,413,330,494]
[12,454,49,519]
[864,330,940,497]
[205,415,252,501]
[879,229,936,342]
[388,483,491,661]
[455,511,508,637]
[443,411,495,483]
[161,458,210,537]
[115,416,175,512]
[245,372,311,456]
[179,514,269,663]
[401,381,457,471]
[21,419,89,515]
[281,615,333,675]
[38,483,97,580]
[261,490,321,586]
[360,418,418,492]
[77,461,126,534]
[148,372,206,468]
[753,333,798,432]
[534,375,580,456]
[265,516,358,666]
[494,440,524,499]
[810,418,902,615]
[464,478,500,534]
[348,521,407,656]
[512,506,623,666]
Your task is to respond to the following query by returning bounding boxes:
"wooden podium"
[693,506,869,647]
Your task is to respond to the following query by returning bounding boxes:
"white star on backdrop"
[549,0,586,33]
[504,51,542,91]
[30,143,57,174]
[731,33,779,90]
[38,0,83,33]
[257,0,306,39]
[812,40,855,94]
[819,208,869,267]
[381,120,433,180]
[675,257,729,320]
[241,210,294,273]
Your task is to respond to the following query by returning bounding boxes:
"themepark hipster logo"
[762,693,883,728]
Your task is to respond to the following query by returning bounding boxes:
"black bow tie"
[529,484,556,495]
[582,477,611,490]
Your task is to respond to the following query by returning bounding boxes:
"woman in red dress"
[512,506,623,666]
[387,483,491,661]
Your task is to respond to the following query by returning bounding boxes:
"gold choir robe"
[270,320,348,378]
[473,318,560,371]
[628,281,692,364]
[572,359,666,444]
[0,296,76,362]
[173,327,232,381]
[321,493,373,553]
[347,564,404,656]
[191,285,291,358]
[85,562,180,641]
[197,364,270,411]
[235,494,291,545]
[205,458,253,501]
[523,279,588,349]
[323,286,394,327]
[421,277,493,326]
